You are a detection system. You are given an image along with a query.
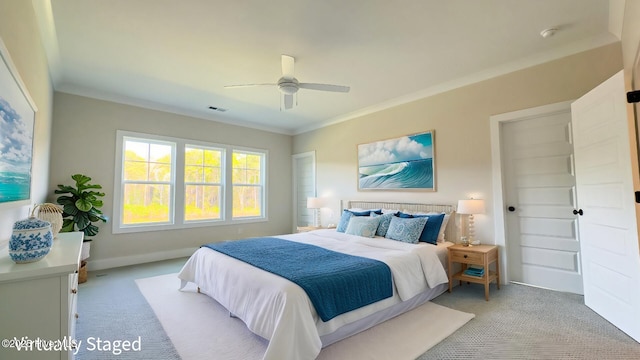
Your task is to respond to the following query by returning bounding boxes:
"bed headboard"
[341,200,459,243]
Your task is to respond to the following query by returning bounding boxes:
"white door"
[572,70,640,342]
[292,151,316,230]
[500,102,583,294]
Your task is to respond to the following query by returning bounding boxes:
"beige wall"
[49,93,292,268]
[0,0,53,246]
[293,43,622,243]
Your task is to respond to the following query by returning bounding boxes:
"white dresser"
[0,232,83,360]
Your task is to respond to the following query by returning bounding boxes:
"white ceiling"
[34,0,619,135]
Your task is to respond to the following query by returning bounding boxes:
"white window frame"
[113,130,268,234]
[184,144,226,224]
[231,148,267,221]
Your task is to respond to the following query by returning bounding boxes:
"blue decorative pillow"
[415,213,444,244]
[385,216,428,244]
[395,212,444,244]
[371,212,395,237]
[336,210,373,233]
[345,216,381,238]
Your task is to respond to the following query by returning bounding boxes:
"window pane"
[124,161,148,181]
[185,148,204,166]
[246,169,260,184]
[185,185,221,221]
[232,168,245,183]
[204,150,221,166]
[232,152,245,166]
[125,141,150,161]
[185,165,203,183]
[185,146,222,184]
[247,154,261,170]
[233,185,261,218]
[150,163,172,181]
[204,167,221,183]
[150,144,172,163]
[122,184,171,224]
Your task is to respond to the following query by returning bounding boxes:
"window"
[114,131,267,233]
[232,150,265,219]
[121,138,175,225]
[184,146,224,222]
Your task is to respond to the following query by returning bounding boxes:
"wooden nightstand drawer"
[449,250,483,264]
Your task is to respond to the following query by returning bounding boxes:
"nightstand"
[296,226,321,233]
[448,244,500,301]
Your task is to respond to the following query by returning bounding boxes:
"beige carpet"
[136,273,475,360]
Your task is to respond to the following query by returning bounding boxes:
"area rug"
[136,273,475,360]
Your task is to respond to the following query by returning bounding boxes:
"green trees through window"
[116,131,266,231]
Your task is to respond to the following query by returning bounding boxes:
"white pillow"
[381,208,399,214]
[426,212,450,242]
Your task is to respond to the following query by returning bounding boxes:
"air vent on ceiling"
[208,106,227,112]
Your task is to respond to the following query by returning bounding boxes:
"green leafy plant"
[55,174,107,238]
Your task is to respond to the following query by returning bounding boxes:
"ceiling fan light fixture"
[540,27,558,38]
[278,79,299,95]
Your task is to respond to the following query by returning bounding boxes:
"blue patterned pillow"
[345,216,381,238]
[336,210,372,232]
[371,212,395,237]
[385,216,428,244]
[396,212,444,244]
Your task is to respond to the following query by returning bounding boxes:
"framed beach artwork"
[0,38,37,206]
[358,130,435,191]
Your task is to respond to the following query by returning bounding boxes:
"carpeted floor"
[76,258,640,360]
[426,283,640,359]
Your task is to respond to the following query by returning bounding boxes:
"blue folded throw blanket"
[464,265,485,277]
[203,237,393,321]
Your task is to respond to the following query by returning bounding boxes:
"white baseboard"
[87,247,197,271]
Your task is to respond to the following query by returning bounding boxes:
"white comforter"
[178,229,449,360]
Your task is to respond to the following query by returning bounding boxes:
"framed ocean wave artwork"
[358,130,435,191]
[0,38,37,205]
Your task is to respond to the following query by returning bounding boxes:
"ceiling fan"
[224,55,350,110]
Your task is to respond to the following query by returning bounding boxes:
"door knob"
[573,209,584,216]
[507,206,516,212]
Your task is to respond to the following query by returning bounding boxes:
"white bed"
[178,201,457,360]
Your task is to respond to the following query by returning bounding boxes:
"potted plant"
[55,174,107,282]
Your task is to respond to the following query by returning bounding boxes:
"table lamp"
[306,197,322,227]
[457,199,486,245]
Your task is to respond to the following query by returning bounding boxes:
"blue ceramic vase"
[9,216,53,263]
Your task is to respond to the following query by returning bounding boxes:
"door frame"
[292,151,316,232]
[489,100,574,285]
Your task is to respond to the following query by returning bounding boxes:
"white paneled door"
[292,151,316,231]
[501,102,583,294]
[572,70,640,342]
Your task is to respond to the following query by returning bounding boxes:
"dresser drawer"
[450,250,484,264]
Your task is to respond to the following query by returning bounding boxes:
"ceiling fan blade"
[283,94,294,109]
[299,83,350,93]
[224,83,275,89]
[281,55,295,80]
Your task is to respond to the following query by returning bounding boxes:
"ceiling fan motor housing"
[278,77,299,95]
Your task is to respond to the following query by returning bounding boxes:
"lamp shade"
[457,199,485,215]
[307,197,322,209]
